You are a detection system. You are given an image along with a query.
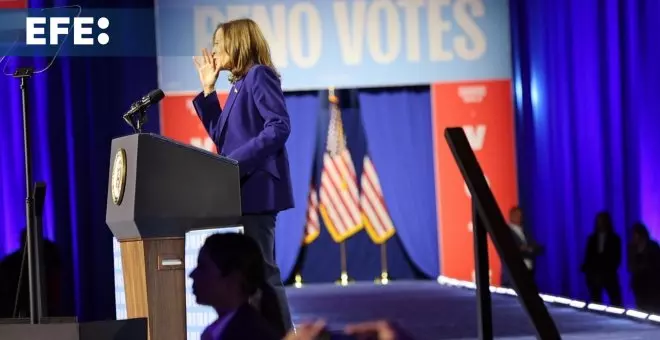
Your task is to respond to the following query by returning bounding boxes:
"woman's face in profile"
[189,248,223,306]
[212,28,231,70]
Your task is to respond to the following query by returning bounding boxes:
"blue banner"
[0,8,157,57]
[113,227,244,340]
[156,0,512,92]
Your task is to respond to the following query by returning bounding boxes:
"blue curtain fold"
[0,0,158,320]
[275,92,319,281]
[357,87,439,278]
[511,0,660,306]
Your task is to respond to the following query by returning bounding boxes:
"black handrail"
[444,127,561,340]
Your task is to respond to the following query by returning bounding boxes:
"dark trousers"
[632,277,660,313]
[586,272,622,306]
[239,214,293,332]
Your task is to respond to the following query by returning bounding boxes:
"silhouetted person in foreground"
[190,232,283,340]
[0,230,61,318]
[581,212,622,306]
[628,223,660,313]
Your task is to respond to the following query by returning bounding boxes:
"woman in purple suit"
[192,18,294,336]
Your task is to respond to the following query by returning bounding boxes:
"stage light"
[494,287,508,294]
[553,297,572,305]
[604,306,626,315]
[540,294,556,303]
[625,310,649,319]
[648,315,660,323]
[569,300,586,309]
[587,303,607,312]
[435,275,659,324]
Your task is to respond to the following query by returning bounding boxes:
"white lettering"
[49,17,69,45]
[333,1,366,65]
[73,17,93,45]
[226,5,250,21]
[428,0,453,61]
[190,137,215,152]
[188,1,488,71]
[252,5,288,67]
[193,6,224,52]
[25,17,46,45]
[398,0,423,62]
[454,0,486,60]
[463,124,486,150]
[288,3,322,68]
[367,0,401,64]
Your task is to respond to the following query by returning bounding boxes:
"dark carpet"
[287,281,660,339]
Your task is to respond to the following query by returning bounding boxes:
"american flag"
[318,88,363,243]
[360,155,396,244]
[303,184,320,245]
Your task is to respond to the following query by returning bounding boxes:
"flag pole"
[375,241,390,285]
[336,241,352,286]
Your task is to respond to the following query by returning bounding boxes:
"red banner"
[159,92,228,153]
[432,80,518,285]
[0,0,27,8]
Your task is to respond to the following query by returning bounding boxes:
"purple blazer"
[192,65,294,214]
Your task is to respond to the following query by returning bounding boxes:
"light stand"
[14,66,46,324]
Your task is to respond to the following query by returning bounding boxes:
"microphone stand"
[13,66,46,325]
[123,104,148,133]
[1,5,83,325]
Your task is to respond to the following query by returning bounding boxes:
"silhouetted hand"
[283,320,413,340]
[283,320,326,340]
[344,320,412,340]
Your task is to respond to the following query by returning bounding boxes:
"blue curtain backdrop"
[0,0,158,320]
[299,89,425,282]
[358,87,439,278]
[275,92,319,281]
[511,0,660,307]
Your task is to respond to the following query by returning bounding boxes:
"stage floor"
[287,281,660,339]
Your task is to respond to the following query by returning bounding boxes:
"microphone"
[123,89,165,133]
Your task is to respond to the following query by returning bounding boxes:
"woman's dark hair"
[595,211,614,233]
[201,233,286,337]
[202,233,265,296]
[632,222,650,241]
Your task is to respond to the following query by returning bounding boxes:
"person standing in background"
[191,18,294,335]
[500,206,543,287]
[581,212,622,306]
[628,222,660,313]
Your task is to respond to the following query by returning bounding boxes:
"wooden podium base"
[120,238,186,340]
[0,318,147,340]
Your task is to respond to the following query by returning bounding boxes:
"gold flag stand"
[335,242,353,286]
[293,273,304,288]
[374,242,390,285]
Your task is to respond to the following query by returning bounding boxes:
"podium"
[105,133,242,340]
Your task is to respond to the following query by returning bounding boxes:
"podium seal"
[111,148,127,205]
